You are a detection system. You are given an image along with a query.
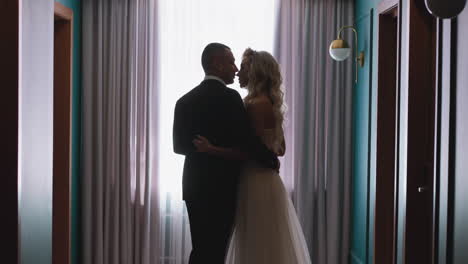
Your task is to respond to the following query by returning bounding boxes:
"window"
[156,1,278,261]
[158,0,277,199]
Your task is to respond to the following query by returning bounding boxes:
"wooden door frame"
[52,2,73,264]
[374,1,400,263]
[0,0,19,263]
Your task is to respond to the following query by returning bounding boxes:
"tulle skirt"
[225,164,312,264]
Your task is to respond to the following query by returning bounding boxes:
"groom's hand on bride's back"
[255,145,280,171]
[270,156,280,172]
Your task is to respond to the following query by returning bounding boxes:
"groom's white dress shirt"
[204,75,226,86]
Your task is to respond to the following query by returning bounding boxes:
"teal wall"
[55,1,82,264]
[351,0,379,264]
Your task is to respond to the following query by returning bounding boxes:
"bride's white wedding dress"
[225,126,312,264]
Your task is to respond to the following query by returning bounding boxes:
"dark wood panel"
[403,0,437,263]
[374,4,399,264]
[52,3,73,264]
[0,0,19,263]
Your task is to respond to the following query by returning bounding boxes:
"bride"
[193,48,312,264]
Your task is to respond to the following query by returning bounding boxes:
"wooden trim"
[374,4,399,264]
[394,1,403,261]
[0,0,19,263]
[445,18,458,264]
[395,1,404,262]
[53,3,73,264]
[432,18,442,263]
[54,2,73,20]
[378,0,399,14]
[365,9,375,264]
[435,18,453,264]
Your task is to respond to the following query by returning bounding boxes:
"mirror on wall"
[425,0,466,18]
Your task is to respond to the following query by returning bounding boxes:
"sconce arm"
[337,25,362,83]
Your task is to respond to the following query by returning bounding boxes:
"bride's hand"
[192,135,213,153]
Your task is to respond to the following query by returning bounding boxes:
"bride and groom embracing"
[173,43,311,264]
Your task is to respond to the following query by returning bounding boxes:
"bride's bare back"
[245,96,276,133]
[245,95,285,156]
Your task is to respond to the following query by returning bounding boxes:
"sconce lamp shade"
[425,0,466,19]
[330,25,365,83]
[329,39,351,61]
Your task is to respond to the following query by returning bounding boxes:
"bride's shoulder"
[247,96,272,107]
[246,98,272,112]
[246,97,275,128]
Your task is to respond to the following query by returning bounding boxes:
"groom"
[173,43,278,263]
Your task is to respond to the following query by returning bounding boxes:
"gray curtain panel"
[275,0,354,263]
[81,0,160,263]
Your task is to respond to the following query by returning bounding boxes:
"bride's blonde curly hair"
[242,48,286,128]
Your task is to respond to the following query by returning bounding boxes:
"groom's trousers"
[185,197,237,264]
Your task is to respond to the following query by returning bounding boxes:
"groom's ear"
[212,57,221,71]
[213,61,224,73]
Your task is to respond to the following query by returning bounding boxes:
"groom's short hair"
[201,43,230,73]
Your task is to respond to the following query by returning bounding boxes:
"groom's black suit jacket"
[173,79,276,202]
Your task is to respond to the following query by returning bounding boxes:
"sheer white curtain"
[157,0,277,262]
[82,0,159,263]
[82,0,277,263]
[275,0,354,263]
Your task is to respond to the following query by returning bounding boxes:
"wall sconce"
[425,0,466,19]
[329,25,365,83]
